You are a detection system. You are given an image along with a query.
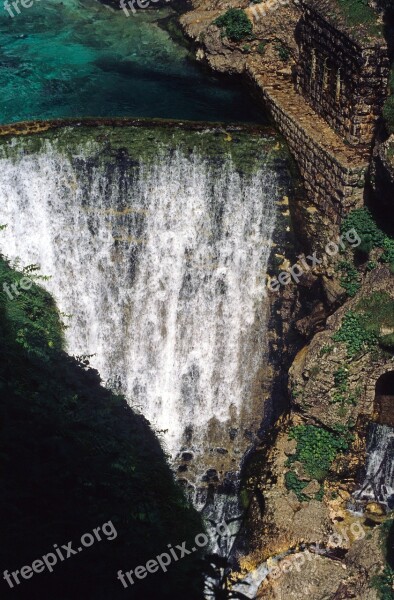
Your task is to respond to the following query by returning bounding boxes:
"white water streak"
[0,142,277,457]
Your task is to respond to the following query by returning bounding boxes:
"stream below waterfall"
[353,423,394,511]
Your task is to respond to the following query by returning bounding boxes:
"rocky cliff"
[175,1,394,598]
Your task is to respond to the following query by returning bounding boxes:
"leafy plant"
[214,9,253,42]
[275,42,290,62]
[341,208,385,255]
[287,425,351,481]
[333,310,378,357]
[371,565,394,600]
[257,41,266,55]
[337,260,361,296]
[320,344,334,356]
[285,471,308,501]
[341,208,394,270]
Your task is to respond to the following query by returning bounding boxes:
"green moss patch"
[335,0,383,37]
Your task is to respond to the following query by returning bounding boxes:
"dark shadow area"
[375,371,394,427]
[0,257,204,600]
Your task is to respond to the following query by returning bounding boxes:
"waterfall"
[0,130,280,509]
[354,423,394,510]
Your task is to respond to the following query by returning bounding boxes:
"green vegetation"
[371,519,394,600]
[333,292,394,357]
[284,471,309,502]
[319,344,334,356]
[336,0,382,36]
[371,565,394,600]
[332,366,350,403]
[214,9,253,42]
[333,310,379,357]
[286,425,351,482]
[275,42,290,62]
[0,255,204,599]
[337,259,361,297]
[257,41,266,55]
[341,208,394,270]
[332,365,361,406]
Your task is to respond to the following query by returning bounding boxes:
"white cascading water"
[354,423,394,510]
[0,137,277,466]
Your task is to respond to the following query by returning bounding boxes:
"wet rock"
[365,502,385,516]
[303,480,321,497]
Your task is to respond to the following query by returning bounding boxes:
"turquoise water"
[0,0,265,124]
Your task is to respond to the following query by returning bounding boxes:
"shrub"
[0,256,204,600]
[214,9,253,42]
[257,41,266,55]
[341,208,394,270]
[341,208,384,254]
[380,333,394,351]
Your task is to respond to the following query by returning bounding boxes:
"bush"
[341,208,394,270]
[214,8,253,42]
[341,208,385,254]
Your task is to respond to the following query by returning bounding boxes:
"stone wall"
[296,0,389,146]
[247,65,368,248]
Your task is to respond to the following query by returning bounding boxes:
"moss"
[335,0,383,36]
[275,42,290,62]
[0,121,291,177]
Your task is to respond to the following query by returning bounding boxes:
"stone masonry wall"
[247,62,369,247]
[296,1,389,146]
